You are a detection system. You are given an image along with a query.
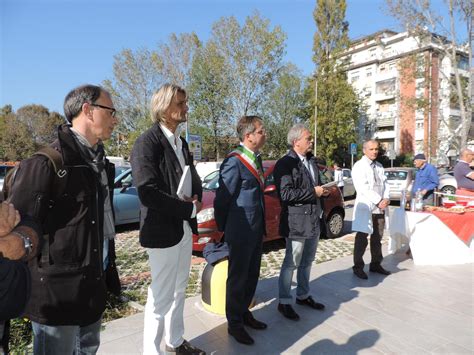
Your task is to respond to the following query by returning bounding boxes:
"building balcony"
[374,91,396,101]
[374,130,395,139]
[375,113,395,127]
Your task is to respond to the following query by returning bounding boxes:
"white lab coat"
[351,155,390,234]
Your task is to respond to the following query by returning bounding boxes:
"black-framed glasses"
[90,103,117,118]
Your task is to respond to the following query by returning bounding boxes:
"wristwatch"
[11,230,33,260]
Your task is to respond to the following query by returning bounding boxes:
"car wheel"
[326,210,344,238]
[441,185,456,195]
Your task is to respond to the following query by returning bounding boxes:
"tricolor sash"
[228,146,264,188]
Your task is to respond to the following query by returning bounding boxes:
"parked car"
[384,167,417,201]
[322,167,356,199]
[193,161,346,251]
[438,171,457,195]
[113,168,140,226]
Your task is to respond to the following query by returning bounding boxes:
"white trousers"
[142,226,192,355]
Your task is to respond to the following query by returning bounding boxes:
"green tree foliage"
[312,0,361,166]
[210,12,287,119]
[188,41,232,160]
[262,64,311,158]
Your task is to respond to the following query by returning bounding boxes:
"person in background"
[0,203,40,354]
[351,140,391,280]
[273,124,329,322]
[214,116,267,346]
[453,148,474,203]
[131,83,205,355]
[411,153,439,206]
[333,163,344,196]
[9,84,120,355]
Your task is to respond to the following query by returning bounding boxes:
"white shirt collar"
[160,123,181,147]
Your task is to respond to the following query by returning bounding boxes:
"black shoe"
[353,267,368,279]
[243,312,267,330]
[277,303,300,320]
[369,265,391,275]
[296,296,325,310]
[228,327,254,345]
[165,339,206,354]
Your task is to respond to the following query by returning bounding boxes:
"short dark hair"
[63,84,109,123]
[236,116,262,142]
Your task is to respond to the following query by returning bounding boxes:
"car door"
[263,167,281,241]
[342,168,355,198]
[113,170,140,225]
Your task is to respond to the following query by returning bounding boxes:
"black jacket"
[130,123,202,248]
[274,149,323,239]
[9,124,115,326]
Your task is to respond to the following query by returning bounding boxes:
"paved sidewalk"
[98,248,474,354]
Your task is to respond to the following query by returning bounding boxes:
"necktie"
[303,158,315,184]
[371,161,380,185]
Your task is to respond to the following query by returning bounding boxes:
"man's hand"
[0,202,21,238]
[421,189,427,196]
[185,194,202,214]
[378,198,390,210]
[315,186,330,197]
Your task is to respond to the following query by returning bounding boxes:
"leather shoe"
[165,339,206,354]
[369,265,391,275]
[353,268,368,279]
[278,303,300,320]
[296,296,325,310]
[243,312,267,329]
[228,327,254,345]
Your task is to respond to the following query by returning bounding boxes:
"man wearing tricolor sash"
[214,116,267,346]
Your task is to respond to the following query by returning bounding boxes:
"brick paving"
[114,229,358,306]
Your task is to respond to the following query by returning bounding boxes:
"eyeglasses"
[90,103,117,118]
[253,128,266,135]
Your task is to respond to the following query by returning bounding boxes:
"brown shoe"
[165,339,205,354]
[296,296,325,310]
[278,303,300,320]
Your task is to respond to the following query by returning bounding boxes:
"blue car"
[113,168,140,226]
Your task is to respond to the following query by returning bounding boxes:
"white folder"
[177,165,192,199]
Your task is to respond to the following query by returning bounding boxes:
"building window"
[375,78,395,95]
[366,71,372,77]
[416,121,424,129]
[369,48,376,58]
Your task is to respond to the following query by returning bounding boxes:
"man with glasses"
[9,84,120,354]
[351,140,391,280]
[214,116,267,346]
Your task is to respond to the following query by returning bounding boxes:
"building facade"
[345,30,471,165]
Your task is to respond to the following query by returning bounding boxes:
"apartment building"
[345,30,470,164]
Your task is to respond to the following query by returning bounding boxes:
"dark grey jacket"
[274,149,323,239]
[130,123,202,248]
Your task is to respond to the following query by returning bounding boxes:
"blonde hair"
[150,83,187,123]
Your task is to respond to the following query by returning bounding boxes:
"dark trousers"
[226,234,263,329]
[353,213,384,270]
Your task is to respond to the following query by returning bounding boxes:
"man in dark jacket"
[130,83,204,355]
[9,84,119,354]
[273,124,329,321]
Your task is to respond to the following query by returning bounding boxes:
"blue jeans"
[32,318,101,355]
[278,237,319,304]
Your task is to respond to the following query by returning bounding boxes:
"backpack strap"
[33,147,68,202]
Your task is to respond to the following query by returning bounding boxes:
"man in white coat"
[351,140,391,279]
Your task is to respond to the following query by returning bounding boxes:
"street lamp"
[314,79,318,155]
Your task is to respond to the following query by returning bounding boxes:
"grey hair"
[150,83,187,124]
[460,148,473,159]
[236,116,263,142]
[63,84,109,123]
[287,123,309,147]
[362,139,379,150]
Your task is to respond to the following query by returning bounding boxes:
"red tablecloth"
[428,210,474,245]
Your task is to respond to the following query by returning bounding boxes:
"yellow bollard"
[201,259,228,315]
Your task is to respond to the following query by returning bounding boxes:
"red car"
[192,161,345,252]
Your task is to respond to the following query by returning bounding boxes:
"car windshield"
[385,171,408,180]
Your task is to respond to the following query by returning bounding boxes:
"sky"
[0,0,461,114]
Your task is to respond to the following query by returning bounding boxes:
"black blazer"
[274,149,323,239]
[131,123,202,248]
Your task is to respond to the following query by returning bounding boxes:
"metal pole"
[314,79,318,155]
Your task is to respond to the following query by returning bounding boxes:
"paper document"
[177,165,192,199]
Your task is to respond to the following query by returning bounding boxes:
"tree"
[261,64,310,158]
[385,0,472,152]
[312,0,361,165]
[188,41,232,160]
[210,12,287,119]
